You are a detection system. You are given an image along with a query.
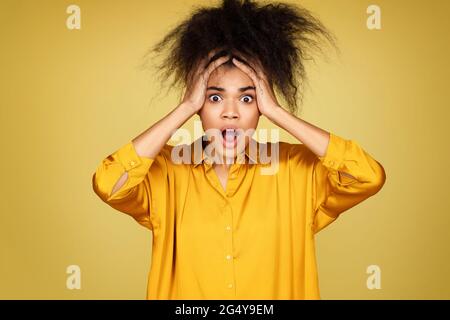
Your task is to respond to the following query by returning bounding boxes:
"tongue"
[224,131,235,142]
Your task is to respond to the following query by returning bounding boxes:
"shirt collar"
[191,135,260,167]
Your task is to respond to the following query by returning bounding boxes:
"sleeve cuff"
[116,141,155,172]
[317,132,347,171]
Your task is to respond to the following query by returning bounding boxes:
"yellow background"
[1,0,449,299]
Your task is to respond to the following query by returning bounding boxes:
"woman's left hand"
[231,57,281,119]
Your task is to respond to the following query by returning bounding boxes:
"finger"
[189,49,225,82]
[245,58,268,81]
[238,56,268,81]
[201,47,227,70]
[203,54,231,78]
[232,58,260,84]
[208,47,226,60]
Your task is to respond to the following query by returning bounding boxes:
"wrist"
[178,102,199,116]
[264,104,284,124]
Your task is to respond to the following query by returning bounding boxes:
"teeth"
[223,128,235,135]
[223,128,236,141]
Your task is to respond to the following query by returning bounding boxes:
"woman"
[92,0,386,299]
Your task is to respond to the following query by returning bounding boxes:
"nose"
[221,103,239,120]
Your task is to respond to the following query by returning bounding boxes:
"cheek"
[241,105,260,122]
[199,104,218,120]
[202,102,222,114]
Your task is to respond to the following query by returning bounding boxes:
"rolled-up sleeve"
[92,141,168,230]
[310,132,386,233]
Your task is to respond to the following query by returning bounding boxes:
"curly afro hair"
[140,0,339,115]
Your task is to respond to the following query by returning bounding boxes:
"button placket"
[223,201,236,294]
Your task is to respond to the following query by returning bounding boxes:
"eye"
[241,95,254,103]
[208,94,222,103]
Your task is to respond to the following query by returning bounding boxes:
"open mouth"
[221,128,239,148]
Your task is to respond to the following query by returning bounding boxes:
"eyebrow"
[206,86,256,92]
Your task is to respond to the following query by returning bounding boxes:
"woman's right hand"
[181,49,231,113]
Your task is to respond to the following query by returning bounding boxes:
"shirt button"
[227,283,233,288]
[230,173,237,179]
[129,160,136,166]
[225,226,231,231]
[226,254,232,260]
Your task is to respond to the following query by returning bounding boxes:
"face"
[197,62,261,163]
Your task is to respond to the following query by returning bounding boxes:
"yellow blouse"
[92,132,386,299]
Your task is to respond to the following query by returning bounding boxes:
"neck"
[214,162,232,170]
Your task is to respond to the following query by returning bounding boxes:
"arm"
[91,103,196,228]
[92,49,231,228]
[265,106,331,160]
[108,103,196,198]
[107,51,231,195]
[268,107,386,233]
[229,57,385,232]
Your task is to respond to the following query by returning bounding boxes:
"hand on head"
[181,49,231,113]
